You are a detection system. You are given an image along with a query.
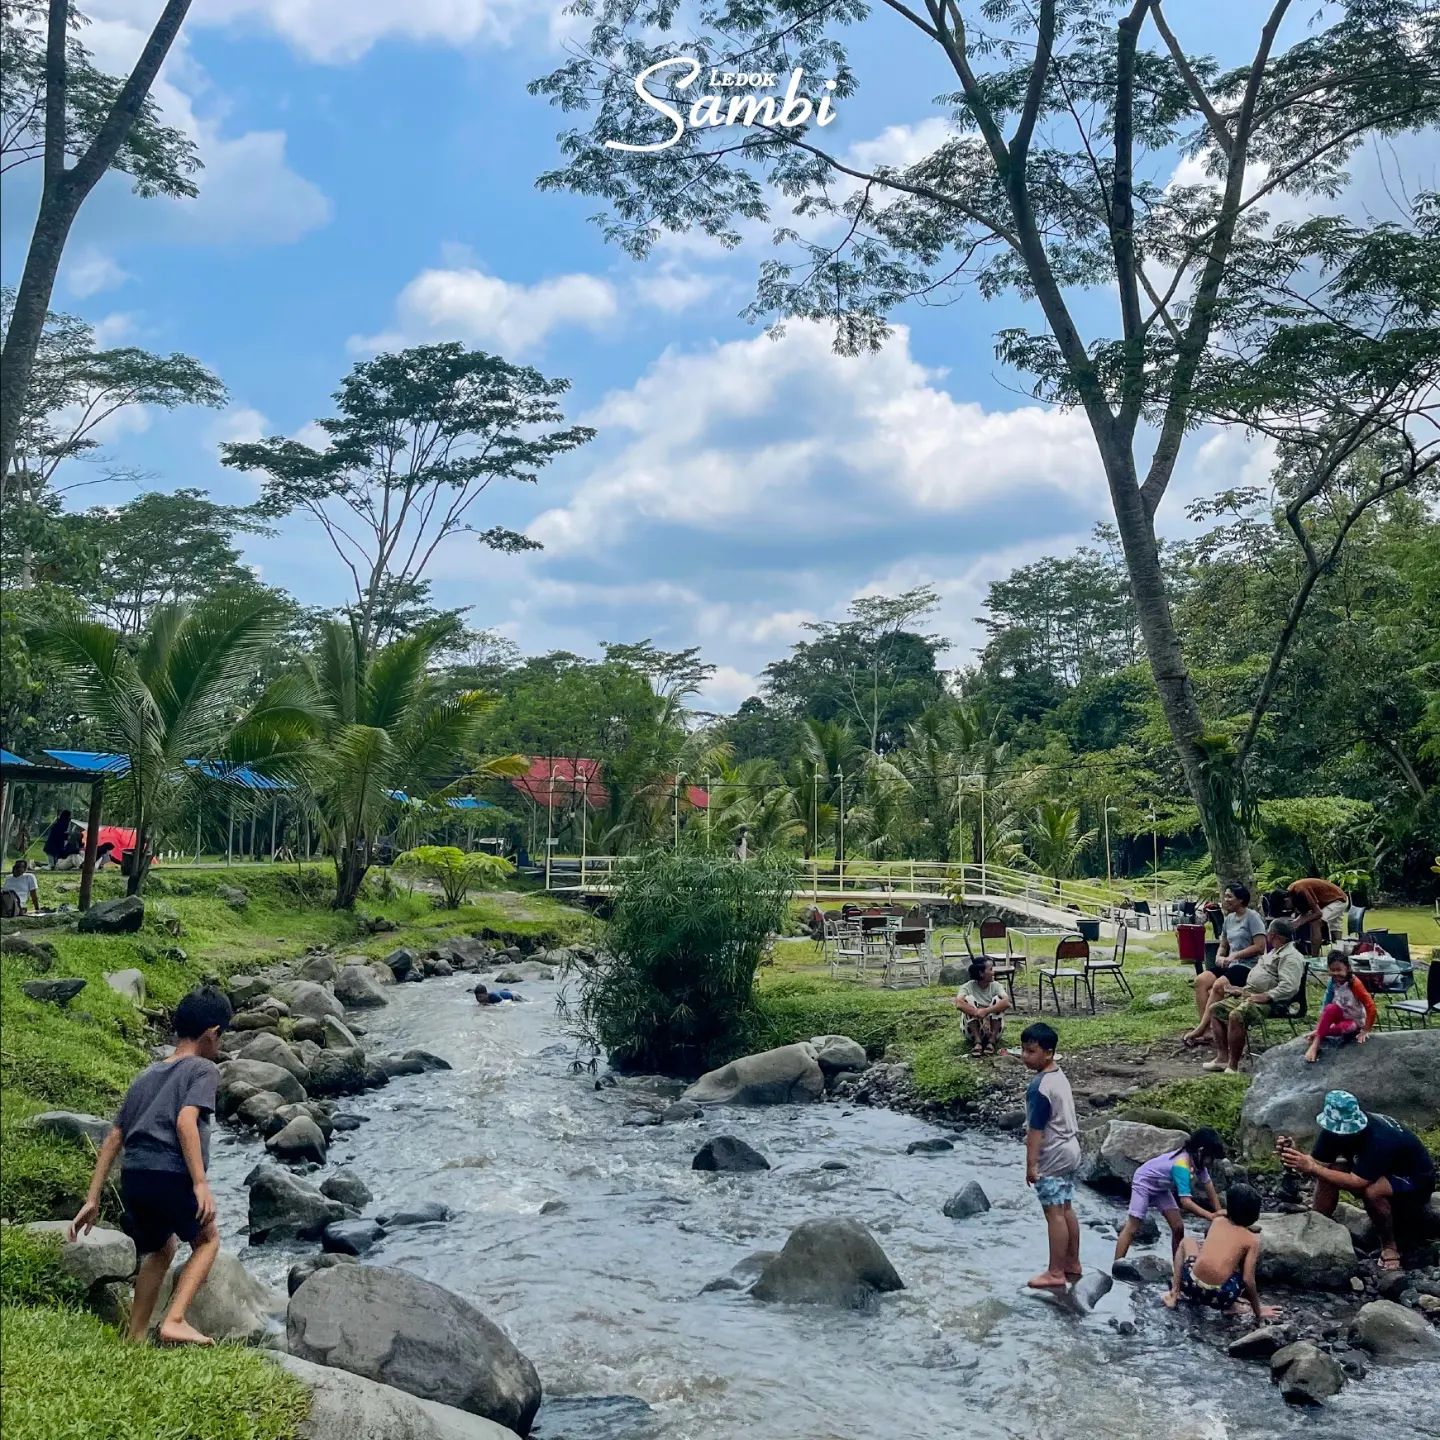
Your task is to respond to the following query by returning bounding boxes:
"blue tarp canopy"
[1,748,29,766]
[43,749,131,776]
[183,760,289,792]
[445,797,495,811]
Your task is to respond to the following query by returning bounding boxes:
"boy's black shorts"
[120,1169,202,1254]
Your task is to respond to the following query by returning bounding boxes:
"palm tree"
[789,717,866,860]
[704,758,805,852]
[39,591,309,894]
[1027,799,1099,893]
[301,619,521,908]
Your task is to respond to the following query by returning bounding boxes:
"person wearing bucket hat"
[1278,1090,1435,1272]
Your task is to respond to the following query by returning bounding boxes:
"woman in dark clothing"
[43,810,81,868]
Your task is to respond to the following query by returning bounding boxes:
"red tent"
[85,824,137,856]
[511,758,609,810]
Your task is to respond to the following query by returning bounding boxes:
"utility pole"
[1103,795,1112,889]
[673,774,681,850]
[544,769,554,890]
[837,767,845,885]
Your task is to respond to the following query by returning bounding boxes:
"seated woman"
[953,957,1011,1056]
[1184,884,1266,1046]
[42,810,82,869]
[1303,951,1375,1063]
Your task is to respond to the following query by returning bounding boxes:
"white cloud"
[698,665,760,710]
[632,265,718,314]
[209,406,270,448]
[291,420,330,449]
[352,265,619,356]
[65,248,131,299]
[90,312,138,347]
[847,117,954,173]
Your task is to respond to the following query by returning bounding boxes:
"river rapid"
[208,975,1438,1440]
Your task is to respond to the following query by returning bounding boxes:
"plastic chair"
[1083,921,1132,1011]
[1346,904,1368,938]
[1039,935,1088,1013]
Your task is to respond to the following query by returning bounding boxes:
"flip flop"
[1379,1250,1402,1272]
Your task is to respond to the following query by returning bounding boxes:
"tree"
[1026,799,1098,890]
[222,343,594,657]
[394,845,514,909]
[532,1,1440,884]
[0,0,201,482]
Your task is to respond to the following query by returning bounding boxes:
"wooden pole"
[78,781,104,912]
[0,779,10,870]
[270,800,278,860]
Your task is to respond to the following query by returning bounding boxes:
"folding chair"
[1383,959,1439,1028]
[1083,921,1132,1011]
[825,914,863,980]
[885,927,931,989]
[1038,935,1088,1013]
[857,913,891,981]
[1249,974,1310,1051]
[1130,899,1153,931]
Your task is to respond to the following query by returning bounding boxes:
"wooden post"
[0,779,10,871]
[270,800,278,860]
[78,781,104,912]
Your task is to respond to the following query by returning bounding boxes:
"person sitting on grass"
[69,986,232,1346]
[1199,918,1306,1074]
[954,957,1011,1056]
[1114,1128,1226,1264]
[1278,1090,1436,1273]
[1162,1182,1278,1322]
[1020,1021,1083,1291]
[1,858,40,916]
[1303,952,1376,1064]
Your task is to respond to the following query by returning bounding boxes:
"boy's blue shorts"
[1034,1174,1076,1207]
[120,1169,202,1254]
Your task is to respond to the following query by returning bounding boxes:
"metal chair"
[1083,921,1132,1011]
[885,927,931,989]
[1345,904,1368,939]
[858,913,891,980]
[1384,960,1439,1028]
[824,915,863,980]
[1250,973,1310,1050]
[1038,935,1088,1013]
[1130,899,1153,930]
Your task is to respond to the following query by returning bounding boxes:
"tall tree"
[222,343,594,657]
[532,0,1440,883]
[0,0,200,481]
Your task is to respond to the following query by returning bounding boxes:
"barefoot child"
[1020,1022,1083,1290]
[69,986,232,1345]
[954,958,1012,1055]
[1114,1128,1226,1263]
[1303,952,1375,1063]
[1163,1182,1278,1322]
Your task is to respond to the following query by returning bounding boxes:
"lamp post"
[837,767,845,888]
[1150,808,1159,905]
[1103,795,1112,889]
[544,769,554,891]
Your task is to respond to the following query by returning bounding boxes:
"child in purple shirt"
[1114,1128,1225,1264]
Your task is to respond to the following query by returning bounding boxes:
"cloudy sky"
[2,0,1420,711]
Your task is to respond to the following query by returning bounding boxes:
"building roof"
[511,757,609,810]
[43,749,131,776]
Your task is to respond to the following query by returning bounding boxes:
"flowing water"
[209,976,1437,1440]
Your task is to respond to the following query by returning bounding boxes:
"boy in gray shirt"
[1020,1021,1083,1291]
[70,986,232,1345]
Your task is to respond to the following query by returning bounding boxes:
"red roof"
[512,757,609,810]
[686,785,709,810]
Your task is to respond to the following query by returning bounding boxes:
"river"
[208,975,1438,1440]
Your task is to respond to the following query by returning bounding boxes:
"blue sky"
[3,0,1420,709]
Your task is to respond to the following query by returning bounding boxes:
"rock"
[298,954,338,984]
[1240,1030,1440,1152]
[287,1253,356,1296]
[266,1115,329,1165]
[217,1079,260,1120]
[693,1136,770,1172]
[622,1109,661,1127]
[820,1161,848,1172]
[365,915,398,933]
[1081,1120,1188,1192]
[364,1060,391,1090]
[286,1264,541,1434]
[1112,1254,1172,1285]
[306,1047,369,1097]
[808,1034,868,1076]
[380,1201,449,1229]
[402,1048,452,1073]
[321,1015,360,1050]
[428,957,453,977]
[267,1103,334,1140]
[907,1138,954,1155]
[151,1251,284,1345]
[1,933,58,964]
[320,1172,373,1208]
[217,884,249,909]
[220,1059,307,1107]
[539,1200,568,1216]
[683,1044,825,1107]
[662,1100,703,1123]
[936,962,967,986]
[76,895,144,934]
[103,968,146,1005]
[335,964,389,1009]
[291,1017,325,1044]
[371,962,401,988]
[1257,1211,1357,1289]
[273,981,346,1025]
[1333,1201,1378,1252]
[383,947,419,980]
[278,1354,523,1440]
[23,1222,134,1289]
[942,1182,990,1220]
[21,977,86,1006]
[227,975,271,1006]
[1146,991,1174,1007]
[998,1109,1026,1133]
[1228,1324,1297,1360]
[236,1090,290,1133]
[231,1012,280,1034]
[750,1219,904,1309]
[1351,1298,1440,1361]
[1418,1294,1440,1315]
[322,1218,387,1257]
[381,1056,427,1079]
[247,1165,350,1242]
[1132,1214,1160,1245]
[29,1111,111,1148]
[1270,1341,1344,1404]
[236,1032,310,1083]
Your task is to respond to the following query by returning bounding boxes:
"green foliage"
[0,1305,308,1440]
[571,851,796,1073]
[1129,1075,1252,1149]
[0,1227,87,1309]
[395,846,515,908]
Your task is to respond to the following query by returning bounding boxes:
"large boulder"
[682,1043,825,1107]
[21,977,85,1006]
[266,1103,334,1141]
[1350,1299,1440,1362]
[152,1251,284,1344]
[321,1015,360,1050]
[77,895,144,934]
[383,947,419,980]
[335,964,389,1009]
[1081,1120,1188,1192]
[306,1047,368,1097]
[236,1032,310,1084]
[266,1115,329,1166]
[320,1172,373,1209]
[1256,1211,1357,1290]
[23,1222,134,1289]
[750,1219,904,1309]
[299,954,338,984]
[104,968,146,1005]
[247,1165,351,1242]
[808,1035,868,1077]
[220,1059,307,1107]
[1240,1030,1440,1152]
[29,1111,111,1148]
[322,1219,387,1257]
[228,975,271,1007]
[942,1182,991,1221]
[692,1136,770,1173]
[279,1354,522,1440]
[286,1264,542,1434]
[1270,1341,1344,1405]
[273,981,346,1025]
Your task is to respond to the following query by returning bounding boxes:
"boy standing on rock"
[1019,1021,1083,1291]
[69,985,233,1345]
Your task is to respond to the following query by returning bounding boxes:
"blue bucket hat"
[1316,1090,1368,1136]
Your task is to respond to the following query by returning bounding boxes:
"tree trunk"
[126,820,152,896]
[333,849,368,909]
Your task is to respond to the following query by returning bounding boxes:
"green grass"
[0,1227,89,1310]
[0,1305,308,1440]
[1129,1073,1252,1147]
[1364,906,1439,950]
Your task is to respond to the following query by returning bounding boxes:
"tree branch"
[42,0,67,192]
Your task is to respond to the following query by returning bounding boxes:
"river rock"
[299,954,338,984]
[1228,1324,1297,1360]
[77,895,144,934]
[29,1111,111,1148]
[267,1115,328,1166]
[364,1060,391,1090]
[1081,1120,1188,1192]
[371,961,402,988]
[1112,1254,1172,1285]
[274,981,346,1024]
[307,1047,369,1097]
[402,1048,452,1073]
[231,1011,280,1034]
[693,1136,770,1172]
[1270,1341,1344,1404]
[335,964,389,1009]
[236,1090,290,1133]
[1334,1201,1378,1251]
[236,1031,310,1083]
[427,957,454,977]
[322,1218,387,1257]
[267,1103,335,1140]
[321,1015,359,1050]
[21,977,86,1006]
[286,1264,542,1433]
[288,1253,356,1296]
[381,1056,427,1079]
[808,1035,868,1077]
[104,968,146,1005]
[682,1043,825,1107]
[1350,1298,1440,1361]
[220,1059,307,1106]
[218,1079,260,1119]
[383,947,419,980]
[247,1165,351,1242]
[228,975,270,1006]
[1240,1030,1440,1151]
[662,1100,703,1123]
[1256,1211,1357,1289]
[379,1201,449,1228]
[279,1354,523,1440]
[907,1138,953,1155]
[750,1219,905,1309]
[942,1182,991,1220]
[152,1250,284,1344]
[320,1172,373,1208]
[622,1109,660,1127]
[23,1222,135,1289]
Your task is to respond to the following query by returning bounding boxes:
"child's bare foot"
[1304,1046,1319,1064]
[1027,1270,1069,1290]
[1161,1290,1179,1309]
[157,1319,214,1347]
[1065,1270,1083,1283]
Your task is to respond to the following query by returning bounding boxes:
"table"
[1005,926,1075,1003]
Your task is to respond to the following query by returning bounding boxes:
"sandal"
[969,1045,985,1058]
[1379,1249,1402,1272]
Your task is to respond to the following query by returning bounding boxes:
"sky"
[3,0,1428,712]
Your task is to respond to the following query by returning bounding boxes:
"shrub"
[395,846,515,908]
[0,1227,87,1309]
[570,850,795,1075]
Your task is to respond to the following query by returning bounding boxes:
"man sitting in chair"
[1198,919,1306,1075]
